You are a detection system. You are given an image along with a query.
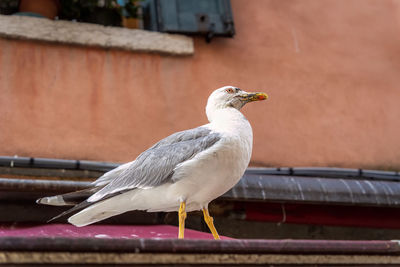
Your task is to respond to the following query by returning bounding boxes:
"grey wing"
[149,126,215,148]
[87,126,221,202]
[92,127,213,187]
[92,162,132,187]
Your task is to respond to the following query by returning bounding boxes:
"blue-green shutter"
[142,0,235,41]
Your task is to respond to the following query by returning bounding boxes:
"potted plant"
[15,0,60,20]
[59,0,140,27]
[121,0,141,29]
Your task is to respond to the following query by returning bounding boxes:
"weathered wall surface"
[1,0,400,169]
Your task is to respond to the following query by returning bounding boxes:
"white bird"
[37,86,268,239]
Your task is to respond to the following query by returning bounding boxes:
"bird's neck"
[207,107,249,132]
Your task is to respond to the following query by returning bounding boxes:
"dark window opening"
[0,0,141,28]
[142,0,235,42]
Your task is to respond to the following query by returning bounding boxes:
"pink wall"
[1,0,400,169]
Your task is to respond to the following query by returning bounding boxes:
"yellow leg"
[178,201,187,239]
[202,208,220,240]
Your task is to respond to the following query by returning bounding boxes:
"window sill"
[0,15,194,56]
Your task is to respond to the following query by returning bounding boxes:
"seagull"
[37,86,268,239]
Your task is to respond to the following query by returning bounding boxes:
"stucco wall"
[1,0,400,169]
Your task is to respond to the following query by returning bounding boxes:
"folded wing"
[87,126,221,202]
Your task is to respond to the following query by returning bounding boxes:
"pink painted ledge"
[0,224,232,240]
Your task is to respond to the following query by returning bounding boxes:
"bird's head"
[206,86,268,120]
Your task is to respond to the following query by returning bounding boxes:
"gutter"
[1,156,399,181]
[0,156,118,172]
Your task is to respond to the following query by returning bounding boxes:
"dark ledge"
[1,236,400,255]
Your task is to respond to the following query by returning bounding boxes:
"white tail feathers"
[67,193,132,227]
[68,208,123,227]
[67,185,176,227]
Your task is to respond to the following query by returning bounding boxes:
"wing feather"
[92,162,132,186]
[88,126,221,202]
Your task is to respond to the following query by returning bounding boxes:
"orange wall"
[1,0,400,169]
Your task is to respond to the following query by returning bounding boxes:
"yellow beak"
[240,92,268,102]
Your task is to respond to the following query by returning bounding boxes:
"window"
[142,0,235,42]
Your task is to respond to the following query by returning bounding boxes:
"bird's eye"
[225,88,234,94]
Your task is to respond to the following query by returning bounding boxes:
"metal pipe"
[1,156,399,181]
